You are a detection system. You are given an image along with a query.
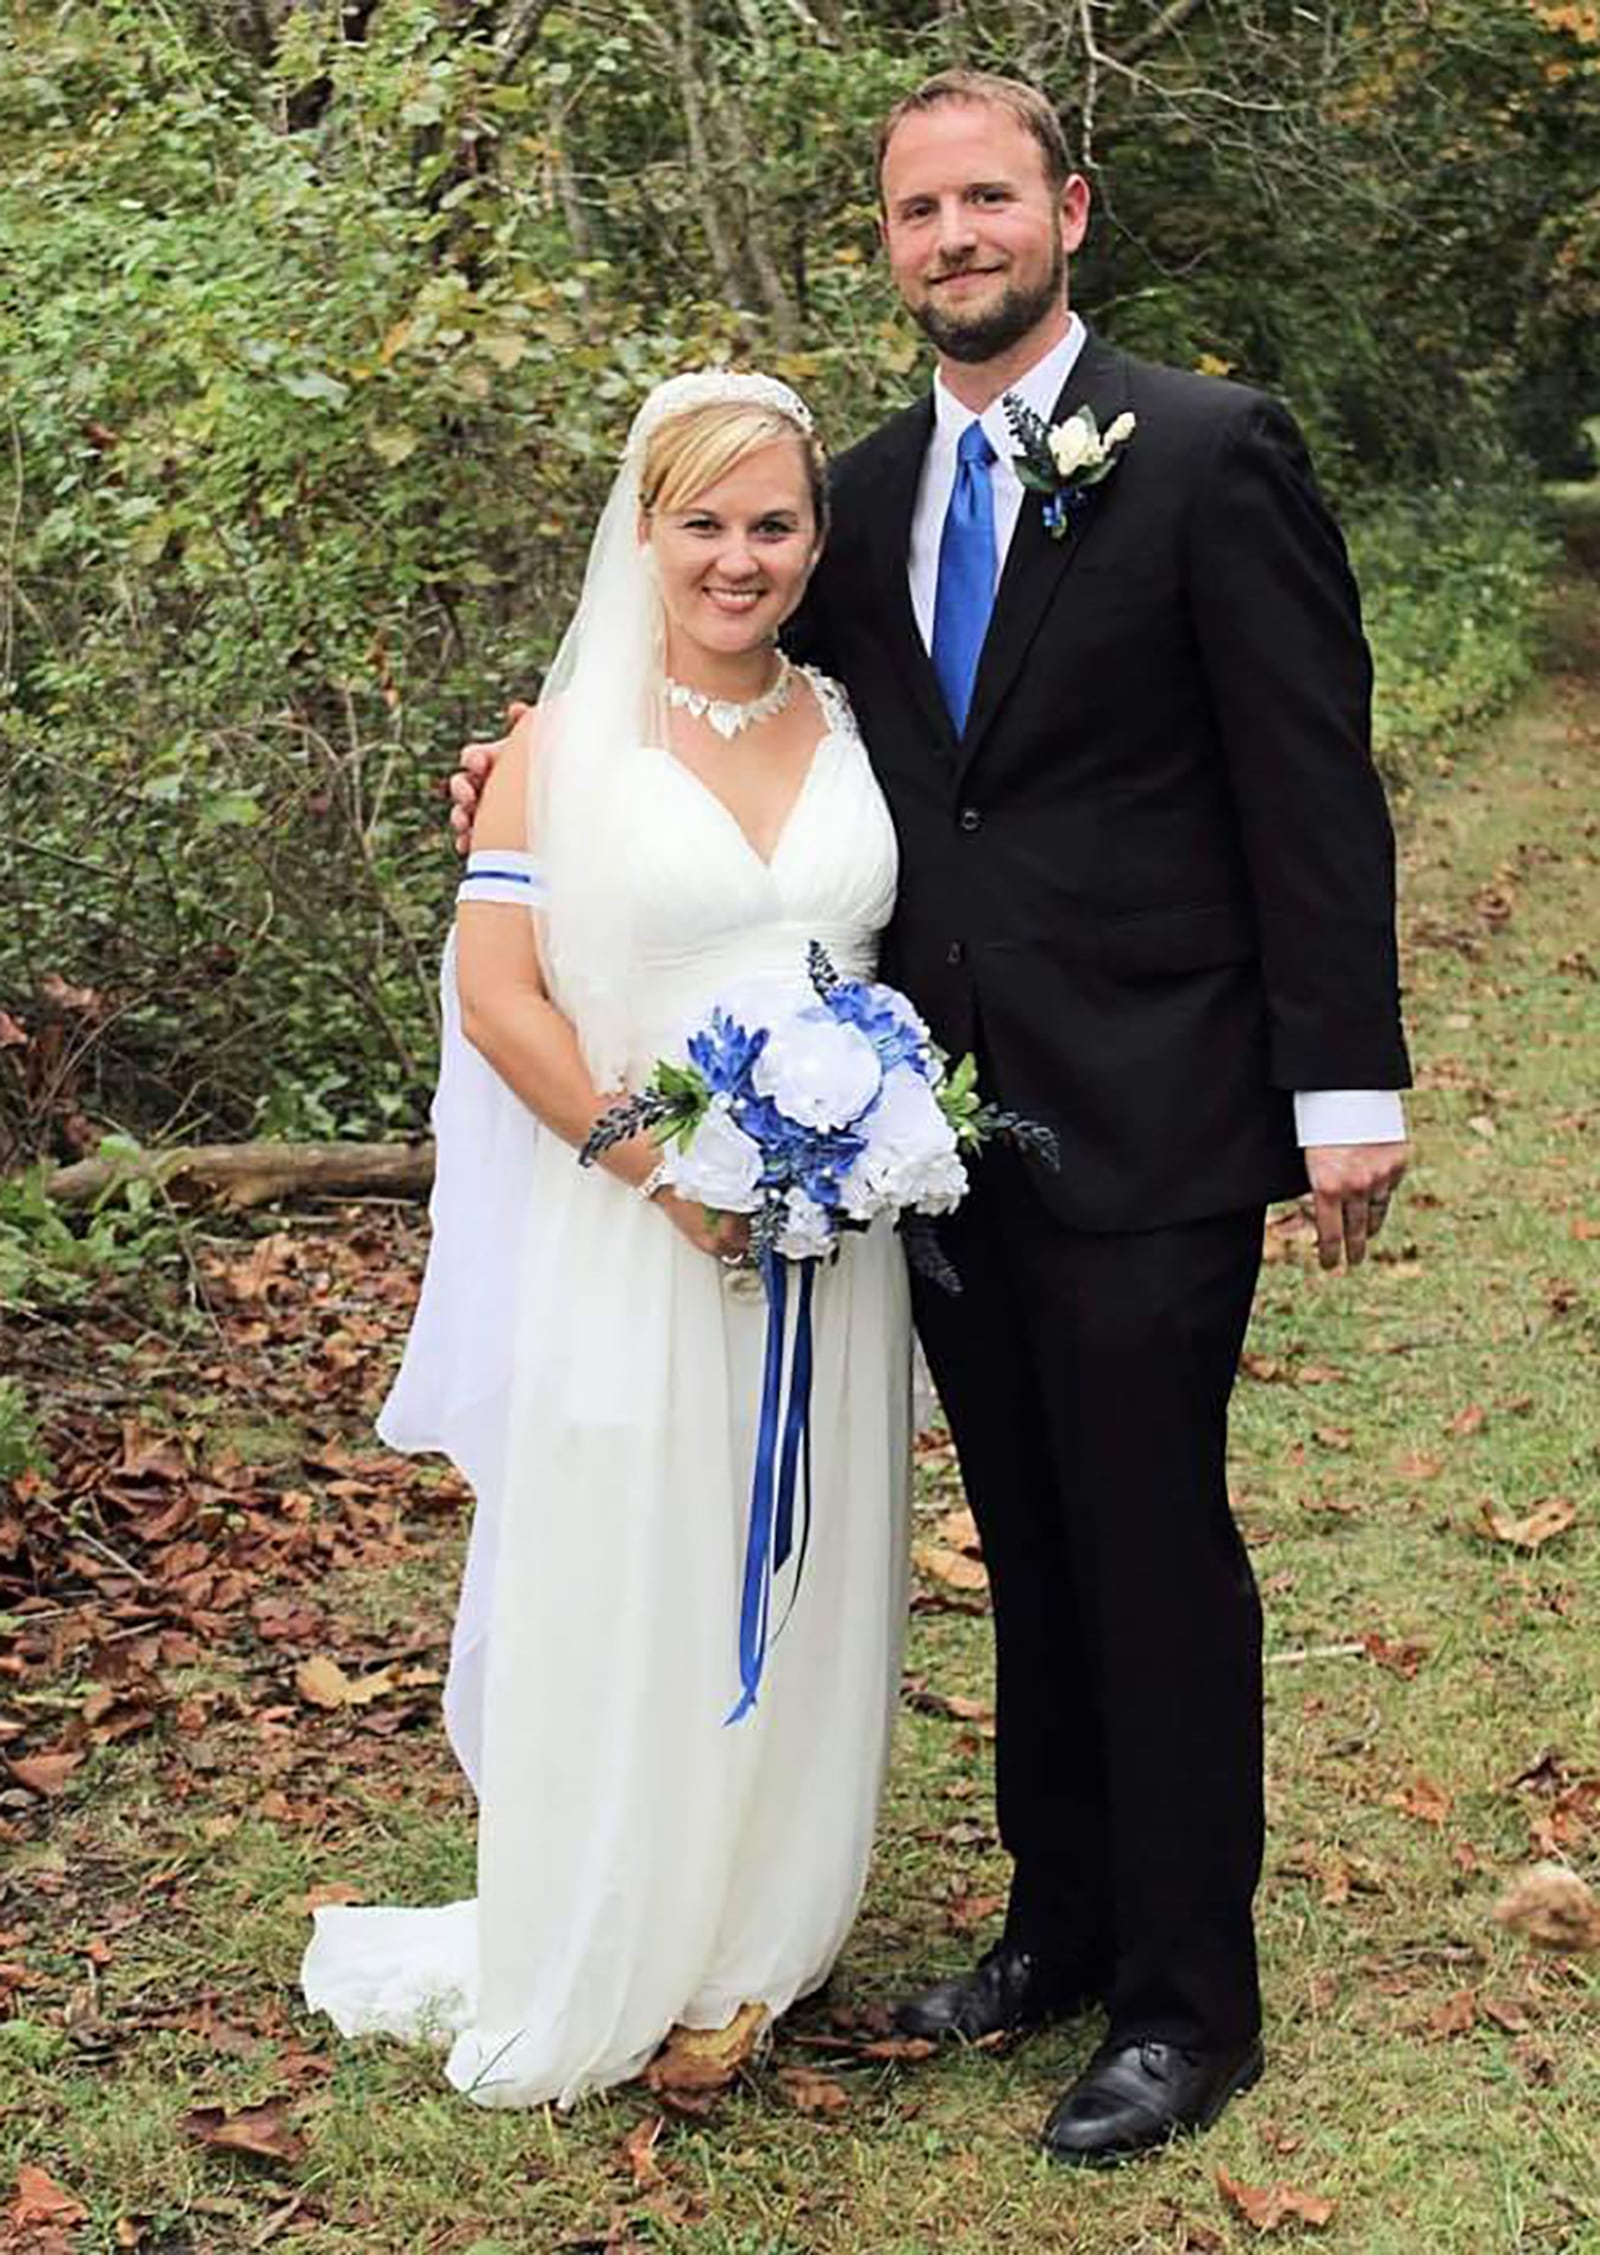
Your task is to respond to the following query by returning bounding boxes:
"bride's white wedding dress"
[301,676,912,2107]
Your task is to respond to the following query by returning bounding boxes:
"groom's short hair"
[877,70,1073,198]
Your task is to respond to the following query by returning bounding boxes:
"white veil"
[381,367,818,1791]
[531,368,817,1090]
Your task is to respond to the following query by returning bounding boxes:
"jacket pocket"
[1096,899,1258,977]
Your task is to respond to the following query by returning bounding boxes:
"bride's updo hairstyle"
[639,398,830,542]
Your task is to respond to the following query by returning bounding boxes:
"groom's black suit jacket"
[791,327,1411,1233]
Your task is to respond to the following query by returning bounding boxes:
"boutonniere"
[1002,395,1136,540]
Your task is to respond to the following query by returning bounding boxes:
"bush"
[0,4,1584,1157]
[1352,484,1559,788]
[0,1376,40,1483]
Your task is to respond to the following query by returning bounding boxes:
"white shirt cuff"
[1293,1090,1407,1148]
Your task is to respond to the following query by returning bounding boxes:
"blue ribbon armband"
[457,848,549,909]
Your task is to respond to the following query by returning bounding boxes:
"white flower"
[669,1100,763,1211]
[1105,410,1137,448]
[841,1063,967,1218]
[775,1188,836,1262]
[752,1009,881,1131]
[909,1148,970,1215]
[839,1161,892,1224]
[1047,414,1095,478]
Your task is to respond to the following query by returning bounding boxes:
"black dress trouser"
[909,1142,1268,2053]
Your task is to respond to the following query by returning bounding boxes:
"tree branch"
[1113,0,1210,69]
[41,1140,435,1208]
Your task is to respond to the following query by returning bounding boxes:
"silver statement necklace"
[665,653,794,741]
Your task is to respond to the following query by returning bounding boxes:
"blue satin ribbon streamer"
[727,1252,817,1724]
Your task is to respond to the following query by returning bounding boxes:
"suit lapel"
[955,329,1131,789]
[860,395,958,761]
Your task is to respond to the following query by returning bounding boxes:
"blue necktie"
[931,420,997,736]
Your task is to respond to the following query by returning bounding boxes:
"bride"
[300,371,913,2107]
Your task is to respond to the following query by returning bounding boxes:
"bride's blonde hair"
[640,400,829,537]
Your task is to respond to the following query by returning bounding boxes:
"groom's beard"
[911,248,1066,365]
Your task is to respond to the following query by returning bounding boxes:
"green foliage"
[935,1052,982,1151]
[1353,484,1559,785]
[0,1148,189,1315]
[0,1374,39,1480]
[0,0,1592,1156]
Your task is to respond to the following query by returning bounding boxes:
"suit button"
[946,940,965,967]
[958,806,982,833]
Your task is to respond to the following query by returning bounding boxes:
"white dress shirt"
[905,318,1405,1152]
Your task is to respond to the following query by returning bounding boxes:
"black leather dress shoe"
[892,1943,1100,2042]
[1041,2034,1264,2166]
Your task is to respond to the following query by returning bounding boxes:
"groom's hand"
[448,702,531,854]
[1305,1141,1409,1271]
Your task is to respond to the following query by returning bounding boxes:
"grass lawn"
[2,539,1597,2254]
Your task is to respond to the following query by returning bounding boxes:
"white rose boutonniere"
[1005,394,1137,541]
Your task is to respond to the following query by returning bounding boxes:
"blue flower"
[822,981,931,1077]
[687,1009,768,1099]
[732,1093,866,1213]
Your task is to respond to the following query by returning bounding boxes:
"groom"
[452,70,1410,2163]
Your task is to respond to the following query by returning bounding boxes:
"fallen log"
[43,1140,436,1209]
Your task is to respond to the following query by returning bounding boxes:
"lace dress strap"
[800,665,860,745]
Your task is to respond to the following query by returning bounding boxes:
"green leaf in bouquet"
[936,1051,985,1149]
[649,1058,712,1150]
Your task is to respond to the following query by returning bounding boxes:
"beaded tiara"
[627,368,815,458]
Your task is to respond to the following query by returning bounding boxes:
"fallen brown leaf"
[1509,1747,1569,1794]
[774,2063,851,2115]
[6,1752,84,1798]
[945,1889,1007,1933]
[857,2033,937,2063]
[620,2114,665,2190]
[912,1543,988,1595]
[1392,1776,1453,1826]
[293,1656,353,1709]
[1363,1633,1428,1680]
[901,1680,995,1727]
[1513,2034,1560,2086]
[182,2100,307,2166]
[1493,1864,1600,1954]
[643,2004,768,2098]
[1478,1496,1577,1551]
[1395,1450,1443,1482]
[934,1506,981,1553]
[10,2165,89,2230]
[298,1884,362,1915]
[1448,1403,1487,1436]
[1216,2166,1336,2233]
[1425,1988,1478,2039]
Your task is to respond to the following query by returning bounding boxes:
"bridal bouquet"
[582,943,1054,1287]
[581,945,1054,1722]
